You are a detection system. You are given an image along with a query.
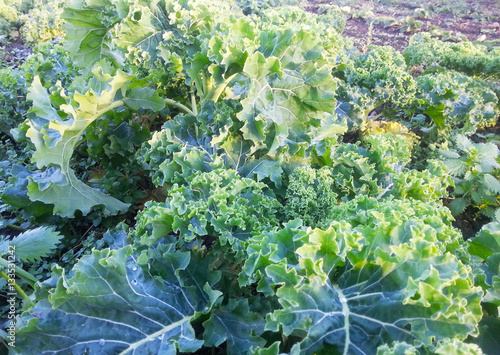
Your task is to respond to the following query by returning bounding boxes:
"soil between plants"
[307,0,500,51]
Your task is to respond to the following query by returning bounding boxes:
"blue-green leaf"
[15,246,218,354]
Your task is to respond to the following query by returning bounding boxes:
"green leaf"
[251,197,481,353]
[456,134,474,152]
[414,72,499,136]
[123,87,166,111]
[483,174,500,194]
[467,316,500,355]
[469,222,500,259]
[115,3,164,59]
[240,220,308,295]
[439,149,460,159]
[434,339,484,355]
[251,341,281,355]
[444,159,468,177]
[62,2,126,69]
[265,250,481,354]
[238,29,345,159]
[376,341,419,355]
[203,299,266,354]
[494,208,500,223]
[134,169,280,262]
[0,227,62,263]
[296,222,362,279]
[27,168,130,218]
[24,70,167,217]
[15,246,218,354]
[221,135,284,188]
[450,197,469,216]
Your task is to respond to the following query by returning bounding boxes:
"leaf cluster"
[134,168,280,261]
[440,134,500,219]
[413,70,499,137]
[284,132,452,227]
[334,45,417,126]
[404,33,500,80]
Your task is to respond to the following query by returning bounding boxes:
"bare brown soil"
[1,35,32,68]
[307,0,500,51]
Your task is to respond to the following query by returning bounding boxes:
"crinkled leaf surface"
[469,222,500,307]
[246,198,482,354]
[135,169,279,264]
[25,71,163,217]
[238,29,345,159]
[15,246,220,354]
[203,298,266,354]
[266,252,481,355]
[62,0,127,69]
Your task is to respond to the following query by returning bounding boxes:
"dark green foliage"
[236,0,302,16]
[404,33,500,79]
[440,135,500,219]
[335,46,416,126]
[79,110,153,204]
[0,68,27,137]
[19,41,78,89]
[1,42,77,139]
[283,166,337,227]
[414,70,499,136]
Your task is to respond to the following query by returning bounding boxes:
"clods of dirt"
[307,0,500,52]
[1,34,32,68]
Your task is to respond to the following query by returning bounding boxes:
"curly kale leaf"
[414,71,498,136]
[283,166,337,227]
[334,46,416,126]
[245,197,481,354]
[238,28,346,161]
[404,33,500,79]
[134,169,280,261]
[138,100,237,188]
[138,100,286,191]
[440,134,500,218]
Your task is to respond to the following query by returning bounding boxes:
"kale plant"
[404,33,500,80]
[440,134,500,219]
[414,70,498,137]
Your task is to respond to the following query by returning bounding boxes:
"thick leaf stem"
[194,76,205,98]
[59,100,126,173]
[94,100,126,119]
[332,284,350,355]
[210,73,238,103]
[0,270,35,306]
[118,316,191,355]
[191,89,198,115]
[0,257,37,288]
[164,98,196,116]
[201,71,211,95]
